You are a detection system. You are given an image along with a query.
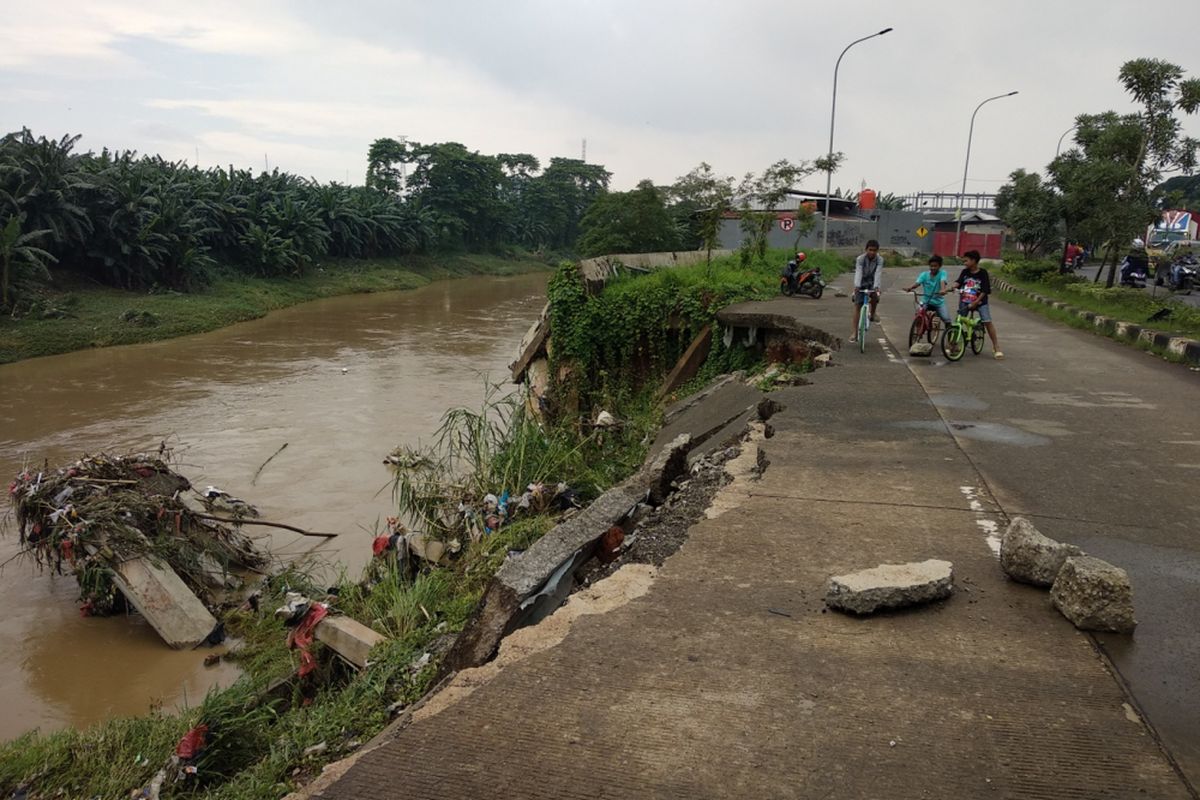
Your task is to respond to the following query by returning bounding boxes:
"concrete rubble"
[1050,555,1137,633]
[999,517,1083,587]
[908,342,934,357]
[825,559,955,615]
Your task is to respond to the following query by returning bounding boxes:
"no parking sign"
[780,218,795,231]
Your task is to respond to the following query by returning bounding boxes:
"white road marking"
[960,485,1002,557]
[877,338,900,364]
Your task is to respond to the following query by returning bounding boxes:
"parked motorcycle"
[780,266,825,299]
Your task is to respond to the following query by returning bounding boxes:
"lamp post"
[821,27,893,252]
[953,91,1018,259]
[1055,124,1077,158]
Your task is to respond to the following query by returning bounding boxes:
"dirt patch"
[575,448,733,586]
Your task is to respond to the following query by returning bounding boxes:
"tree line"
[995,58,1199,285]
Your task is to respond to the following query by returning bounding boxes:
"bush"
[1002,258,1059,282]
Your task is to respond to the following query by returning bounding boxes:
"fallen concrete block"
[826,559,954,615]
[638,433,691,505]
[999,517,1082,587]
[110,557,218,649]
[1050,556,1136,633]
[813,352,832,367]
[315,616,388,668]
[908,342,934,357]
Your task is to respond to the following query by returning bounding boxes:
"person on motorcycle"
[1119,238,1150,286]
[781,252,807,294]
[849,240,883,343]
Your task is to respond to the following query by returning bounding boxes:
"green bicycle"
[941,306,986,361]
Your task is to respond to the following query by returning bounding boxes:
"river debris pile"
[8,453,267,616]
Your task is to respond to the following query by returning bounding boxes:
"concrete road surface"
[877,267,1200,784]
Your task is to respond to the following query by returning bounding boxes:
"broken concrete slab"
[1050,556,1137,633]
[999,517,1083,587]
[110,557,218,649]
[444,434,693,673]
[656,326,712,402]
[825,559,954,615]
[315,616,388,668]
[908,342,934,357]
[650,377,762,461]
[637,433,691,505]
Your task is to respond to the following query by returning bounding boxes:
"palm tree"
[0,214,57,310]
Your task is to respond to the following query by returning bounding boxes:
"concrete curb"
[994,278,1200,366]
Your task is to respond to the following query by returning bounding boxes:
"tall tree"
[576,180,679,257]
[735,159,819,266]
[995,169,1062,258]
[668,163,734,267]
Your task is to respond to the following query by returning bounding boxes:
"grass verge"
[0,253,550,364]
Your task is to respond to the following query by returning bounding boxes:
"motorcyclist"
[1119,238,1150,286]
[781,251,807,293]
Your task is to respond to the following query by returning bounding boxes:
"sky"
[3,0,1199,197]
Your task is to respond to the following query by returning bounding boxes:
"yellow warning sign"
[916,226,929,238]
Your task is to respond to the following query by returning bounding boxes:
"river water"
[0,271,548,742]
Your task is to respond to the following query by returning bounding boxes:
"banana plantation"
[0,130,611,311]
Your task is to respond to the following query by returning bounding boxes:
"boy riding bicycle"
[849,240,883,343]
[904,254,952,324]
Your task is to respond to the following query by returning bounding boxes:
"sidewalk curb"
[994,278,1200,366]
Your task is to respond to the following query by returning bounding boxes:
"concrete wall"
[579,249,734,285]
[718,210,932,255]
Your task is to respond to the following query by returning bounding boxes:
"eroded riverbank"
[0,271,548,741]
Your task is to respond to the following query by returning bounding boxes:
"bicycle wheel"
[908,316,924,348]
[927,314,944,344]
[970,324,985,355]
[858,303,869,353]
[941,325,966,361]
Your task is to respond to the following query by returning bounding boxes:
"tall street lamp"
[953,91,1018,259]
[821,27,893,252]
[1055,124,1078,158]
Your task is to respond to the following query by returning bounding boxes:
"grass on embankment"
[0,253,550,364]
[997,273,1200,340]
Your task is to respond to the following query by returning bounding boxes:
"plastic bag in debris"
[275,592,312,626]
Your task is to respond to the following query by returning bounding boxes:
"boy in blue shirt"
[904,254,952,325]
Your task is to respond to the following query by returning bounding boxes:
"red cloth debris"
[59,539,74,563]
[372,536,391,557]
[287,603,328,676]
[175,723,209,760]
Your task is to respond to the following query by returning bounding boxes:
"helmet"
[795,251,807,262]
[1132,238,1145,249]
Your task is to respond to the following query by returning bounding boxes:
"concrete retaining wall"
[994,278,1200,366]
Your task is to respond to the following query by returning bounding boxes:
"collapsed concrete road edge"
[442,433,693,673]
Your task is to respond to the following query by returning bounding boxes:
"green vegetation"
[997,58,1199,280]
[578,180,680,257]
[999,258,1200,340]
[547,249,853,411]
[0,253,547,363]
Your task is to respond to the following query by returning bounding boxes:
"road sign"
[916,226,929,238]
[780,218,795,232]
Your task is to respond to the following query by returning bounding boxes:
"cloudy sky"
[3,1,1199,196]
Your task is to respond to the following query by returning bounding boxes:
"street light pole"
[821,27,893,252]
[953,91,1018,259]
[1055,124,1078,158]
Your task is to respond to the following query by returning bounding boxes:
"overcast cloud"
[3,1,1198,196]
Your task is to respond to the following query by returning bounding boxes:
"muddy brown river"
[0,271,548,742]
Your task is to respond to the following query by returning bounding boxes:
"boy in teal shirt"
[904,254,951,324]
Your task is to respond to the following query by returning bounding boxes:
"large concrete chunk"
[826,559,954,615]
[110,557,218,649]
[1050,556,1137,633]
[315,616,388,668]
[1000,517,1083,587]
[637,433,691,505]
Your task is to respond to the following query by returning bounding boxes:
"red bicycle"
[906,291,946,348]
